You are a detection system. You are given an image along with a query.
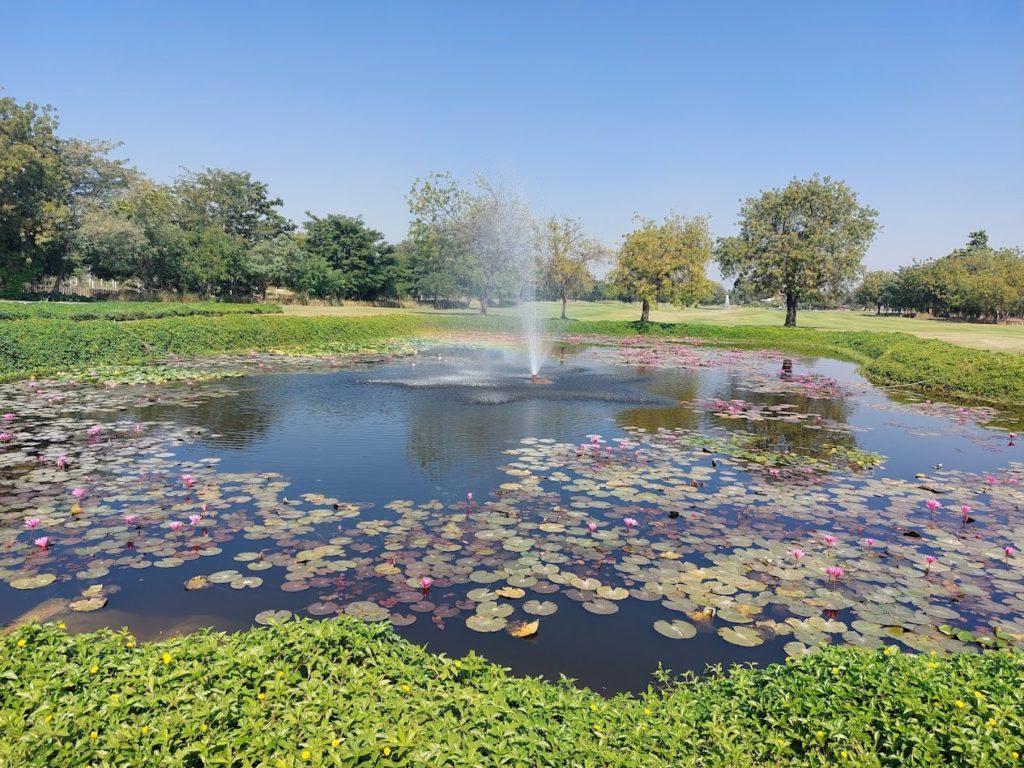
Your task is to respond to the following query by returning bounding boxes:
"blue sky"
[2,1,1021,273]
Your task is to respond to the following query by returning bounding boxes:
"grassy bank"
[0,300,282,321]
[0,619,1019,767]
[2,312,1023,413]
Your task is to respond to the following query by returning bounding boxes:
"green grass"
[0,300,282,321]
[289,302,1024,354]
[1,619,1019,767]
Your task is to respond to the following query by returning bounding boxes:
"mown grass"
[2,311,1023,415]
[0,300,282,321]
[0,619,1019,767]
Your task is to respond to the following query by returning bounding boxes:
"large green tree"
[174,168,292,243]
[717,175,879,327]
[302,214,397,300]
[611,213,714,322]
[853,270,896,314]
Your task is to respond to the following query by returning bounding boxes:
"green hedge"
[0,619,1019,767]
[2,312,1022,412]
[0,300,282,321]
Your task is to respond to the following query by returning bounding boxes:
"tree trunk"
[784,292,797,327]
[479,286,488,315]
[560,294,568,320]
[640,298,650,323]
[49,270,65,299]
[875,303,881,315]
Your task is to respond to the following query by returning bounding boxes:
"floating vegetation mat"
[1,340,1021,670]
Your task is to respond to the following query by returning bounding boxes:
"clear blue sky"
[3,1,1021,273]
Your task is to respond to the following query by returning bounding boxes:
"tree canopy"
[539,216,606,319]
[717,175,879,326]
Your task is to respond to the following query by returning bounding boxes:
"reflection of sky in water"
[147,345,1015,507]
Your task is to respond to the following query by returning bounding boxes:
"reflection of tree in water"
[711,365,858,458]
[616,371,702,432]
[134,380,276,449]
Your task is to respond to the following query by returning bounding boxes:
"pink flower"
[825,565,844,584]
[960,504,972,522]
[24,517,41,529]
[57,455,68,470]
[586,521,598,533]
[189,514,203,526]
[34,536,50,549]
[180,474,195,489]
[1009,433,1018,440]
[823,534,838,548]
[924,555,938,574]
[168,521,185,532]
[768,468,780,478]
[200,503,208,514]
[124,514,138,527]
[467,492,473,503]
[2,413,14,421]
[623,517,638,530]
[1005,545,1016,559]
[0,432,12,443]
[925,499,940,513]
[419,576,433,591]
[88,425,103,437]
[864,538,876,549]
[71,487,85,500]
[134,423,143,434]
[790,548,806,560]
[985,474,998,485]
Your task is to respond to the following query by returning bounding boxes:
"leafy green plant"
[0,300,281,321]
[0,619,1020,767]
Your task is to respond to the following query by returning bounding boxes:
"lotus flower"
[71,487,85,500]
[960,504,972,523]
[790,548,806,560]
[2,413,14,421]
[925,499,940,513]
[0,432,12,443]
[189,514,203,526]
[466,492,473,503]
[1005,545,1016,560]
[985,474,998,485]
[34,536,50,549]
[864,538,876,549]
[180,474,195,489]
[768,468,780,479]
[57,455,68,470]
[825,565,844,584]
[924,555,937,574]
[124,514,138,527]
[587,521,598,533]
[168,521,185,532]
[88,425,103,437]
[623,517,638,530]
[24,517,41,529]
[823,534,838,548]
[419,576,433,591]
[200,503,208,514]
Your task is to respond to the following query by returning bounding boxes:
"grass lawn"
[283,301,1024,354]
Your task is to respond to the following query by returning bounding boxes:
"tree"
[175,168,292,243]
[302,214,397,300]
[853,270,896,314]
[248,234,303,300]
[717,175,879,327]
[610,213,714,322]
[539,216,607,319]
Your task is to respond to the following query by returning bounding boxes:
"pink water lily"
[200,503,209,514]
[419,576,433,591]
[466,492,473,503]
[0,432,12,443]
[168,521,185,532]
[87,425,103,437]
[2,413,14,421]
[924,555,938,574]
[985,474,998,485]
[1005,545,1016,560]
[180,474,196,489]
[24,517,41,529]
[790,548,806,560]
[124,514,138,527]
[188,514,203,526]
[623,517,638,530]
[768,468,780,478]
[56,455,68,470]
[825,565,844,584]
[34,536,50,549]
[71,487,85,500]
[864,538,876,549]
[823,534,838,548]
[960,504,972,523]
[925,499,940,513]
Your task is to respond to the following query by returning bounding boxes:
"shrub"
[0,619,1019,767]
[0,300,282,321]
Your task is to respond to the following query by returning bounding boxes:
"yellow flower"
[44,714,52,724]
[974,690,984,699]
[331,738,341,747]
[17,639,25,647]
[401,684,411,692]
[89,665,99,674]
[162,652,172,665]
[589,703,598,711]
[816,731,825,739]
[258,692,267,701]
[1012,751,1019,760]
[954,700,966,709]
[276,670,285,678]
[841,750,849,759]
[383,746,391,756]
[89,731,98,740]
[141,726,149,734]
[643,707,652,716]
[200,724,208,733]
[301,749,311,760]
[109,694,119,703]
[57,621,66,629]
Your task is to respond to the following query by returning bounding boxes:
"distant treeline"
[853,232,1024,322]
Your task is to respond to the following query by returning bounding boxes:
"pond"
[1,338,1021,693]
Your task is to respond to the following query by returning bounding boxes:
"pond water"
[1,339,1021,693]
